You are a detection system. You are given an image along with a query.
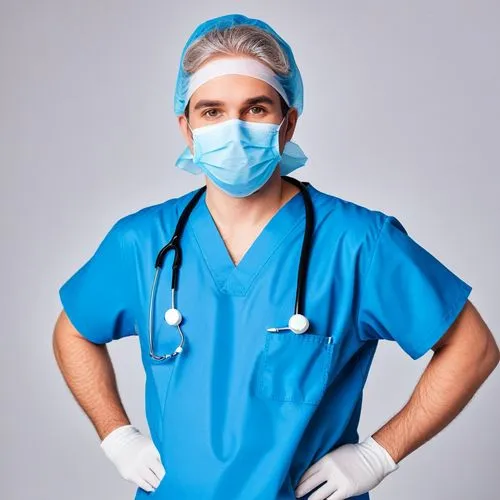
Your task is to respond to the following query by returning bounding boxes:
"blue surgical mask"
[175,116,308,197]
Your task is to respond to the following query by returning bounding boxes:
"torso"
[123,181,382,500]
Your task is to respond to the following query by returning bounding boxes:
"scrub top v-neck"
[58,181,472,500]
[187,186,307,296]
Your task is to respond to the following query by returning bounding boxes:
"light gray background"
[1,1,498,499]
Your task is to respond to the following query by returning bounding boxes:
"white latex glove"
[100,424,166,492]
[294,436,399,500]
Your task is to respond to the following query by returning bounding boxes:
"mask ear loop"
[276,110,291,159]
[185,117,195,157]
[277,109,290,133]
[278,110,290,131]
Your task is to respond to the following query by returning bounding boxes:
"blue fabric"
[175,118,307,185]
[58,182,472,499]
[175,117,306,197]
[59,219,137,344]
[357,215,472,360]
[173,13,304,116]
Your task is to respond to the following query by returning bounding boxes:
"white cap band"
[186,56,290,107]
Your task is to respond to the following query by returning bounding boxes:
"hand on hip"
[294,436,399,500]
[100,424,166,493]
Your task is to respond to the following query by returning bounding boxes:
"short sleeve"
[356,215,472,360]
[58,219,137,344]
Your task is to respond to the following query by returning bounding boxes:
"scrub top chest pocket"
[256,331,335,405]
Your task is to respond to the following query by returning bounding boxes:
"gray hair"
[182,24,290,76]
[182,25,291,117]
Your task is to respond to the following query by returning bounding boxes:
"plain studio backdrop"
[1,1,498,499]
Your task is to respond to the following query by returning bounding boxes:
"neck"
[204,169,299,231]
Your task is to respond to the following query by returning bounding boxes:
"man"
[53,13,499,500]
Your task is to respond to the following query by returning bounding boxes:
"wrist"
[361,436,400,475]
[99,420,133,440]
[100,424,142,458]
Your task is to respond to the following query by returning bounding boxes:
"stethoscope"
[148,175,314,362]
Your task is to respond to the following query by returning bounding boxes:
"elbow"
[484,334,500,372]
[459,301,499,375]
[472,326,500,381]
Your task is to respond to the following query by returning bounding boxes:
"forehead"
[189,74,280,105]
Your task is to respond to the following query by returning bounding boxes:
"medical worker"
[53,13,499,500]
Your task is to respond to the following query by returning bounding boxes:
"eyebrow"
[192,94,276,111]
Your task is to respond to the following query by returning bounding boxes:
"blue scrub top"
[59,182,472,499]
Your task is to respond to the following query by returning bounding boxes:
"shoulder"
[309,183,402,235]
[308,183,408,261]
[108,188,201,245]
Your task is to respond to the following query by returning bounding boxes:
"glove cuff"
[100,424,142,459]
[362,436,400,475]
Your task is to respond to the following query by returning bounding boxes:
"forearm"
[53,311,130,440]
[371,324,499,463]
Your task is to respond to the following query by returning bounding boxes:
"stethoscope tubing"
[148,176,313,361]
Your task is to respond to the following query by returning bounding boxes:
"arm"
[294,300,499,500]
[371,299,500,462]
[296,218,496,499]
[52,309,165,492]
[52,309,131,440]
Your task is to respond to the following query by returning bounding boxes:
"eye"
[202,108,221,119]
[248,106,265,115]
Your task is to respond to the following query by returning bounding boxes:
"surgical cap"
[173,13,304,116]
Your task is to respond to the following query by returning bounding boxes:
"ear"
[178,114,194,153]
[279,107,299,151]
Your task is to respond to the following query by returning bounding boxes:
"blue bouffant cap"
[173,13,304,116]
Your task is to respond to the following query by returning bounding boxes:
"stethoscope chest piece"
[165,308,182,326]
[288,313,309,334]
